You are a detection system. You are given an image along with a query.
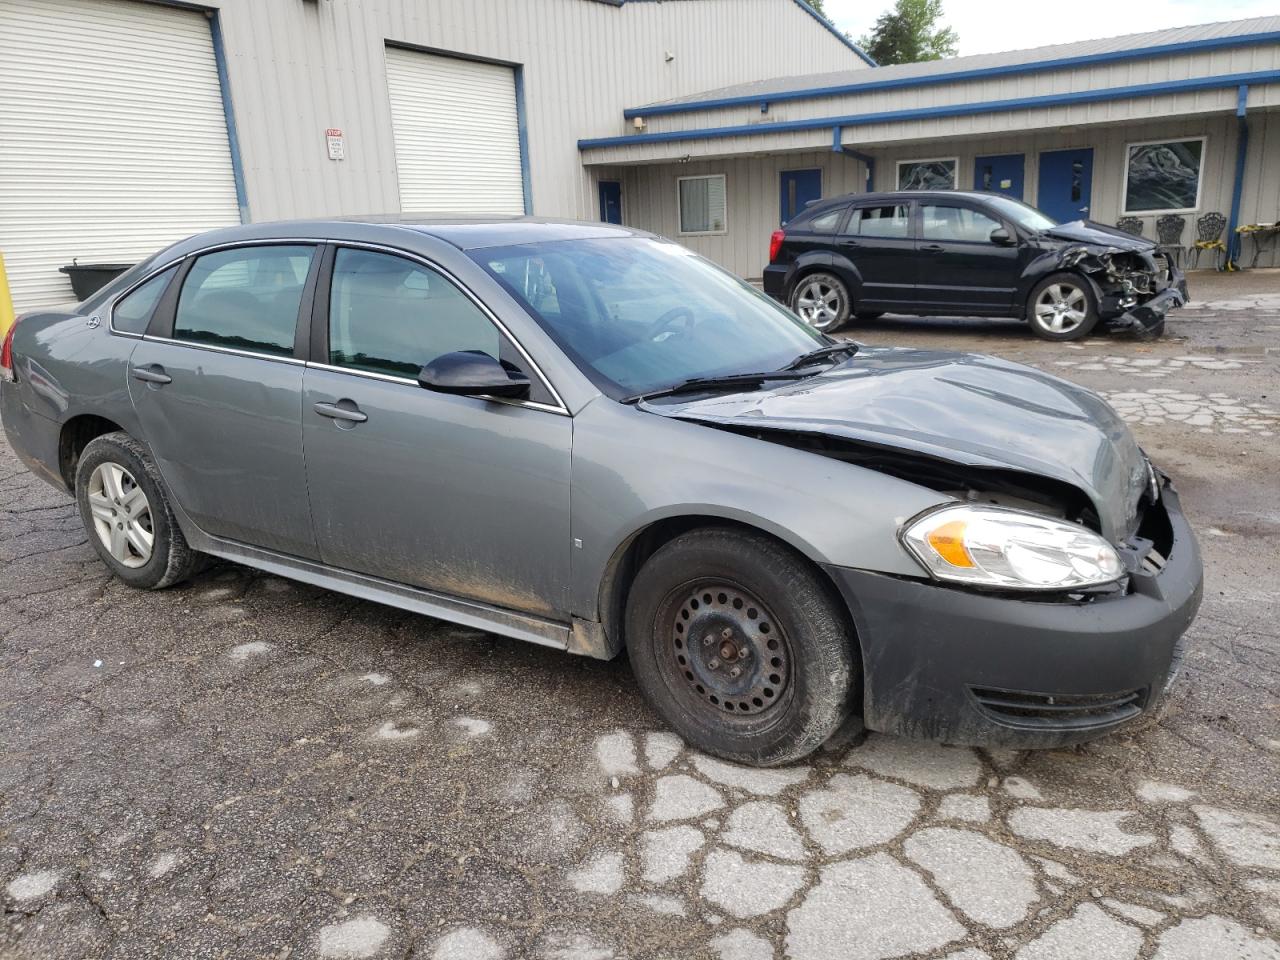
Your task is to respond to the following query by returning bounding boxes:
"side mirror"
[418,351,530,400]
[989,226,1015,245]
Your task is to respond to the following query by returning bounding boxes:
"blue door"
[974,154,1024,200]
[780,169,822,225]
[598,180,622,224]
[1037,149,1094,224]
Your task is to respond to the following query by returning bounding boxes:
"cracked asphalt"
[2,269,1278,960]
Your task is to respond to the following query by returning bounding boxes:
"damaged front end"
[1055,245,1188,340]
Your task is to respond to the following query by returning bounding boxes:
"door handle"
[313,400,367,424]
[131,364,172,385]
[919,243,945,252]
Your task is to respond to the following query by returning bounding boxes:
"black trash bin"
[59,262,135,300]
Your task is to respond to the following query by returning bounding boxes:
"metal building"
[0,0,864,311]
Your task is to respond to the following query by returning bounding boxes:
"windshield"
[473,237,825,399]
[981,195,1059,232]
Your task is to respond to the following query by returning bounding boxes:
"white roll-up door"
[0,0,241,311]
[384,46,526,216]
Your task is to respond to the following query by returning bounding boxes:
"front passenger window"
[328,248,500,379]
[921,204,1004,243]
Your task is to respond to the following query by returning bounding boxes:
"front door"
[974,154,1025,200]
[835,200,917,309]
[914,202,1021,313]
[127,243,320,559]
[301,246,572,618]
[1037,148,1093,223]
[780,169,822,225]
[598,180,622,224]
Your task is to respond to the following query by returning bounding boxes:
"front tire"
[1027,272,1099,341]
[75,432,202,590]
[625,527,858,766]
[790,272,851,332]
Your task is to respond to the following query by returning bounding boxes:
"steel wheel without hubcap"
[87,462,154,568]
[1033,281,1089,334]
[794,278,844,331]
[664,581,791,718]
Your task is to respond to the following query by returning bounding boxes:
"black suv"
[763,191,1188,341]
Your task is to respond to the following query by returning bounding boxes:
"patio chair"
[1190,212,1227,270]
[1115,217,1144,236]
[1155,214,1186,269]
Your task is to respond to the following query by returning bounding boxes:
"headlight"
[901,504,1124,591]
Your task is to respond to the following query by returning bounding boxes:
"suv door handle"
[919,243,945,252]
[131,364,172,385]
[313,400,367,424]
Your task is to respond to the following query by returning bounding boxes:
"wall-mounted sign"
[325,128,346,161]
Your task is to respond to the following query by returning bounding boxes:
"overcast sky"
[822,0,1276,57]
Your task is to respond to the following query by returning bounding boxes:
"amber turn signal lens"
[925,520,975,568]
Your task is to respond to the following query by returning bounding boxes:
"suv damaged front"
[1038,224,1189,339]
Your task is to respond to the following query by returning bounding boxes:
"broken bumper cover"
[1106,283,1188,339]
[824,483,1203,748]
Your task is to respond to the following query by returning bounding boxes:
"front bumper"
[824,481,1203,748]
[1100,265,1189,340]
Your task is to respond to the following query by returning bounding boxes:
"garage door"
[0,0,241,311]
[384,46,526,216]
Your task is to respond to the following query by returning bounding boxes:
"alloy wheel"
[794,279,843,331]
[1034,282,1088,333]
[87,462,154,568]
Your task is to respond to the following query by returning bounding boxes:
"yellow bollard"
[0,253,15,338]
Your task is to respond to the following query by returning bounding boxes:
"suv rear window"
[847,204,911,239]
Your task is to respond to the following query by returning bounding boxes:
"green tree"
[858,0,958,65]
[805,0,828,15]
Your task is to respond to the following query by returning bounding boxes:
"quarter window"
[849,204,911,239]
[174,245,315,356]
[112,266,176,335]
[806,208,845,233]
[677,175,727,234]
[328,248,499,379]
[921,205,1004,243]
[1123,138,1204,213]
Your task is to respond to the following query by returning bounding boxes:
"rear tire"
[75,432,203,590]
[789,272,851,332]
[1026,272,1099,341]
[625,526,858,766]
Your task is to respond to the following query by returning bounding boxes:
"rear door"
[835,201,917,309]
[914,202,1020,313]
[300,245,572,618]
[127,242,320,559]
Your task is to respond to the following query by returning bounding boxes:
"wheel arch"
[786,252,861,303]
[58,414,126,489]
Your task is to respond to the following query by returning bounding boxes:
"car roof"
[798,190,1011,214]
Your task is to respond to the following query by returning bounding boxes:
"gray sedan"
[0,218,1203,765]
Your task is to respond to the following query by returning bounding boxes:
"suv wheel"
[1027,273,1099,341]
[625,527,858,766]
[790,273,851,332]
[75,432,203,590]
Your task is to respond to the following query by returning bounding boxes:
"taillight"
[0,317,18,382]
[768,230,786,264]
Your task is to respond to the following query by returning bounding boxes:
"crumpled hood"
[643,346,1149,543]
[1041,220,1157,253]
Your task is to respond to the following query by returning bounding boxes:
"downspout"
[832,126,875,192]
[1226,84,1249,270]
[208,11,249,224]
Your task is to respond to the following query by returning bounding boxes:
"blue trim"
[208,11,249,224]
[790,0,876,66]
[1227,85,1249,267]
[623,30,1280,120]
[514,65,533,215]
[583,69,1280,150]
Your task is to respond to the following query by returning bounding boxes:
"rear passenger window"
[806,208,845,233]
[328,248,500,379]
[848,204,911,239]
[174,245,315,356]
[112,266,176,335]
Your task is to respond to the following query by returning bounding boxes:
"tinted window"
[112,266,175,335]
[850,204,911,239]
[921,205,1004,243]
[328,248,499,379]
[174,246,314,356]
[805,208,844,233]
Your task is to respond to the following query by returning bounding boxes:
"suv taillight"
[768,230,785,264]
[0,317,18,382]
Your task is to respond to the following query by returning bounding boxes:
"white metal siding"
[0,0,241,311]
[384,47,524,215]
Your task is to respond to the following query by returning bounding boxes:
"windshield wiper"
[782,340,858,370]
[623,370,806,404]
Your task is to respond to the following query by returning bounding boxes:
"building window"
[897,158,957,191]
[1123,138,1204,213]
[678,175,727,234]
